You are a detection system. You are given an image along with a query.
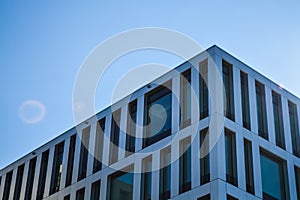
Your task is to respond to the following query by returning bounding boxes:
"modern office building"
[1,45,300,200]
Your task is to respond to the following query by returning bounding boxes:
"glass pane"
[260,153,282,199]
[110,169,134,200]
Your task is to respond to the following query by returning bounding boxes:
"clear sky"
[1,1,300,169]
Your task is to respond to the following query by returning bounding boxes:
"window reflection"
[109,166,134,200]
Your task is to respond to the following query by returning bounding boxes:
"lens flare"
[19,100,46,124]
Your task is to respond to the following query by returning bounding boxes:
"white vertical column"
[85,180,91,200]
[248,76,258,134]
[8,168,17,200]
[191,60,200,125]
[265,87,275,144]
[210,179,226,200]
[135,96,144,153]
[87,122,97,177]
[151,151,159,199]
[191,126,200,188]
[287,156,297,200]
[133,155,142,200]
[43,146,55,198]
[119,105,128,160]
[236,126,246,191]
[19,161,29,199]
[233,66,242,126]
[282,97,293,153]
[60,137,70,190]
[252,138,262,198]
[172,74,180,134]
[102,114,112,168]
[100,175,108,200]
[209,54,226,182]
[170,139,179,197]
[31,155,42,200]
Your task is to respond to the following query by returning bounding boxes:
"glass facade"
[240,71,251,130]
[272,91,285,149]
[199,59,209,119]
[13,164,24,200]
[25,157,37,200]
[78,126,90,181]
[110,109,121,165]
[65,134,76,187]
[2,47,300,200]
[144,81,172,147]
[225,129,238,186]
[180,69,191,129]
[159,146,171,200]
[179,137,191,194]
[200,128,210,185]
[36,150,49,200]
[91,180,101,200]
[126,100,137,156]
[256,81,268,139]
[76,188,85,200]
[3,170,13,200]
[244,139,254,194]
[223,60,235,121]
[141,156,152,200]
[288,101,300,158]
[108,166,134,200]
[50,141,64,195]
[260,149,289,200]
[93,118,105,172]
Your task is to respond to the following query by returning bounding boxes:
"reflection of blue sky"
[0,1,300,169]
[118,172,134,185]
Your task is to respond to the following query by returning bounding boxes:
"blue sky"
[0,1,300,169]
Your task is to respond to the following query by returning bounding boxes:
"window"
[141,156,152,200]
[78,126,90,181]
[180,69,191,128]
[110,109,121,165]
[272,91,285,149]
[144,81,172,147]
[108,166,134,200]
[3,170,13,200]
[13,164,24,200]
[227,195,238,200]
[240,71,251,130]
[255,81,268,139]
[200,128,210,184]
[126,100,137,156]
[50,141,64,195]
[199,59,209,119]
[93,118,105,173]
[25,157,37,200]
[91,180,101,200]
[66,135,76,187]
[159,146,171,200]
[179,137,191,194]
[37,150,49,200]
[64,194,70,200]
[222,60,235,121]
[288,101,300,157]
[76,188,85,200]
[225,129,238,186]
[260,149,289,200]
[295,166,300,200]
[198,194,210,200]
[244,139,254,194]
